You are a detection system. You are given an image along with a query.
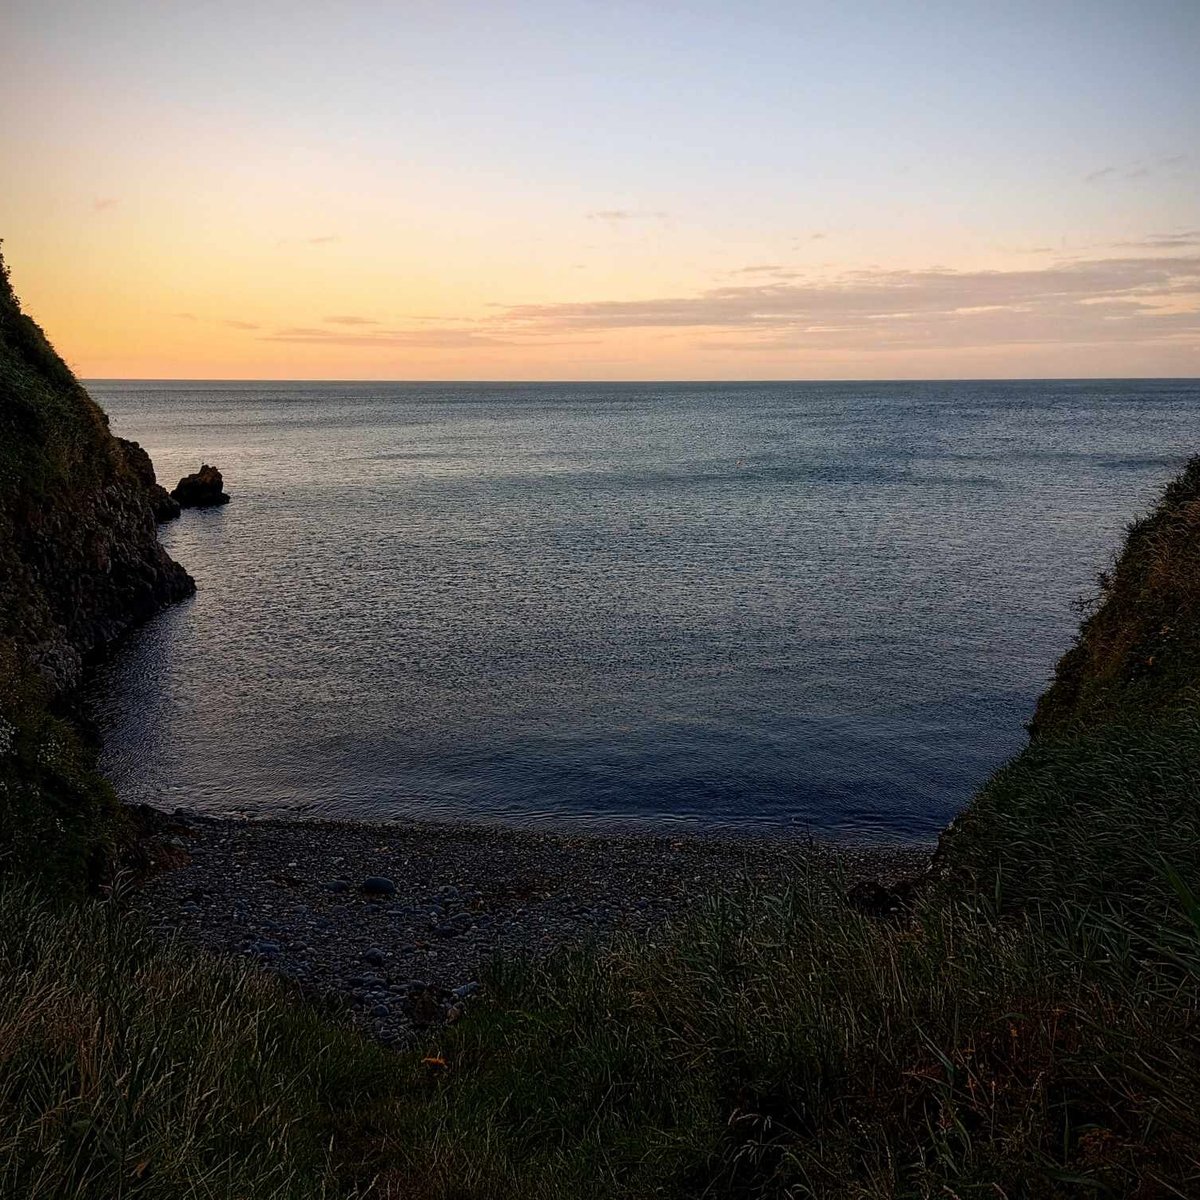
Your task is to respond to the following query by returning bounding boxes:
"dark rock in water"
[117,438,181,522]
[171,464,230,508]
[361,875,397,896]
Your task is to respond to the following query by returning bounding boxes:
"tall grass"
[3,796,1199,1197]
[0,884,399,1200]
[938,710,1200,921]
[380,874,1200,1198]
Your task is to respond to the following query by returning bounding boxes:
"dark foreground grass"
[376,737,1200,1199]
[4,764,1199,1200]
[940,708,1200,923]
[0,882,410,1199]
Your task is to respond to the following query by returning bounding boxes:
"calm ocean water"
[85,380,1199,841]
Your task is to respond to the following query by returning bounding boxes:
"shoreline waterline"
[132,806,931,1044]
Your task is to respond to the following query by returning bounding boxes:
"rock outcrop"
[0,250,195,884]
[118,437,182,522]
[171,463,230,508]
[0,291,196,692]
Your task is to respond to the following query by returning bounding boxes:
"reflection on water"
[84,379,1199,840]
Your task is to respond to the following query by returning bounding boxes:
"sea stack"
[172,464,231,508]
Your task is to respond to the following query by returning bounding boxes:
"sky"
[2,0,1198,380]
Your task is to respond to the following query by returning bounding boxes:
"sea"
[83,379,1200,842]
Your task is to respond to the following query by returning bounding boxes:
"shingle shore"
[133,812,930,1045]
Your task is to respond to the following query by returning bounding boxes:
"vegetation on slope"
[939,457,1200,919]
[1030,457,1200,735]
[0,654,116,894]
[0,250,193,890]
[0,883,397,1199]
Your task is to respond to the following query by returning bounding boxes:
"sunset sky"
[3,0,1198,380]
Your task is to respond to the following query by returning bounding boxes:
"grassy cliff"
[936,458,1200,919]
[1031,458,1200,735]
[0,250,193,888]
[1,255,1197,1197]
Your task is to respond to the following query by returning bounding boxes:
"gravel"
[132,810,931,1046]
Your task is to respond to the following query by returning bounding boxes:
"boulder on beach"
[361,875,398,896]
[171,464,231,508]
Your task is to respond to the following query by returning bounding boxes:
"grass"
[938,708,1200,921]
[0,648,119,895]
[4,831,1199,1198]
[1029,457,1200,735]
[0,883,399,1200]
[394,884,1200,1198]
[0,246,113,501]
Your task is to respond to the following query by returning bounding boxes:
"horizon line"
[81,374,1200,385]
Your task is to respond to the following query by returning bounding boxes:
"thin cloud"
[1086,157,1184,184]
[1114,231,1200,250]
[276,234,340,246]
[261,323,603,350]
[263,326,511,348]
[403,314,481,323]
[586,209,669,221]
[92,197,118,212]
[727,264,797,277]
[497,256,1200,352]
[323,315,379,326]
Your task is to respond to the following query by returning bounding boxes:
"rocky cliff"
[0,251,194,885]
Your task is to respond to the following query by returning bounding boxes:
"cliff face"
[0,252,194,885]
[0,257,194,693]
